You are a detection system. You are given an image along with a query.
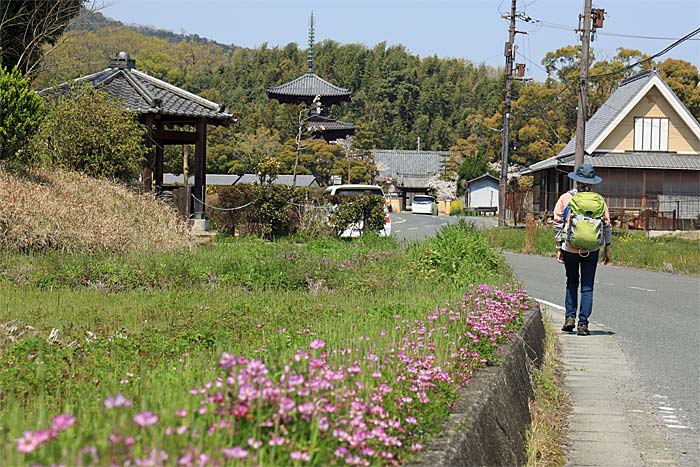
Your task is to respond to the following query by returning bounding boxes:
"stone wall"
[407,305,546,467]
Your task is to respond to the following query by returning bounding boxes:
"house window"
[634,117,668,151]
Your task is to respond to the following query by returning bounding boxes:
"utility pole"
[575,0,593,170]
[499,0,517,227]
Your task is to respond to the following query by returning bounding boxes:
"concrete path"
[537,300,677,467]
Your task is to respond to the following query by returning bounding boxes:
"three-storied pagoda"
[266,13,354,141]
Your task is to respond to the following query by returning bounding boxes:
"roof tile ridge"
[619,69,655,87]
[311,73,351,93]
[130,69,226,112]
[120,69,158,108]
[37,68,115,95]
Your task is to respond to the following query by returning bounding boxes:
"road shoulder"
[536,300,677,467]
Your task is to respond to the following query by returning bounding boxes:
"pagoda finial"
[307,11,315,73]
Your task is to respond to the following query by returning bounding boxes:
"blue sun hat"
[568,163,602,185]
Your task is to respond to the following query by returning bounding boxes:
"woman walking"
[553,164,612,336]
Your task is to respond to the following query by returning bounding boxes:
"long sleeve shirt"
[553,189,612,253]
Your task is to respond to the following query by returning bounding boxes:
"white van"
[411,195,437,215]
[324,184,392,237]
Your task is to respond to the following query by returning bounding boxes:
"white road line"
[394,230,401,233]
[628,286,656,292]
[532,298,565,311]
[392,216,407,224]
[666,425,690,429]
[408,227,419,231]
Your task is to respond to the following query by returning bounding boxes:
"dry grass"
[0,168,192,254]
[526,313,571,467]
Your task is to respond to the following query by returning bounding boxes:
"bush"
[411,221,506,285]
[450,199,465,216]
[29,84,146,181]
[208,185,328,239]
[0,66,44,167]
[328,194,386,235]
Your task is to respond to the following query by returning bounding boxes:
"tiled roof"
[163,174,240,185]
[558,70,654,157]
[526,151,700,172]
[163,173,319,186]
[467,173,499,185]
[38,53,232,122]
[372,149,449,179]
[267,72,352,105]
[306,114,354,132]
[235,174,318,186]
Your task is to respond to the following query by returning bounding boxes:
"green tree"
[658,58,700,120]
[0,66,44,166]
[0,0,84,76]
[30,85,146,180]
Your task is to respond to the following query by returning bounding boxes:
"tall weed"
[411,221,507,285]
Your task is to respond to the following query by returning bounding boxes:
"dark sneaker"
[561,317,576,332]
[577,324,590,336]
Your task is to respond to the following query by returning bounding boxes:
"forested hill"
[67,9,239,52]
[35,10,700,169]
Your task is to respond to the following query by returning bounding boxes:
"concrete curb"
[408,305,546,467]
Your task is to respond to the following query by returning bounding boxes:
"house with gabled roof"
[372,149,450,211]
[525,69,700,229]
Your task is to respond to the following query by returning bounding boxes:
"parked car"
[324,184,392,237]
[411,195,438,215]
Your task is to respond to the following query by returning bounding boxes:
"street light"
[294,95,322,186]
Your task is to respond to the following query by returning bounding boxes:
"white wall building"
[466,174,499,212]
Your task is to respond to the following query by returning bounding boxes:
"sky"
[99,0,700,81]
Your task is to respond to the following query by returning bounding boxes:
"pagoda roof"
[305,114,354,141]
[267,72,352,106]
[39,52,232,123]
[306,114,354,132]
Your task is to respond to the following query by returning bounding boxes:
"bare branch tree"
[0,0,86,76]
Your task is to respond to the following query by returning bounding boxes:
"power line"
[596,31,700,41]
[590,27,700,80]
[522,16,700,41]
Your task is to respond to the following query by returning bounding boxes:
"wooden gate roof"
[39,52,232,124]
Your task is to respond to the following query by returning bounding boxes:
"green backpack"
[566,191,606,250]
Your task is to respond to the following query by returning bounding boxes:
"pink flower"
[247,438,262,449]
[223,446,248,459]
[290,451,311,462]
[268,436,287,446]
[175,409,187,417]
[104,393,131,409]
[16,431,40,453]
[219,352,236,369]
[51,413,76,433]
[133,411,159,427]
[309,339,326,350]
[33,429,53,444]
[318,416,330,431]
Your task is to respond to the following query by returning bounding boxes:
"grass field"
[0,223,530,466]
[483,226,700,275]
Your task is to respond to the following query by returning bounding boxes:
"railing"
[514,190,700,231]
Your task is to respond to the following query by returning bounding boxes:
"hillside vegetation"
[0,169,191,254]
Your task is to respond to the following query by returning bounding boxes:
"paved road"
[504,252,700,466]
[389,213,497,242]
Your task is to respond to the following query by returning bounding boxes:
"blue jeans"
[562,249,599,326]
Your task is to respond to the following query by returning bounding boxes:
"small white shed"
[466,174,499,212]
